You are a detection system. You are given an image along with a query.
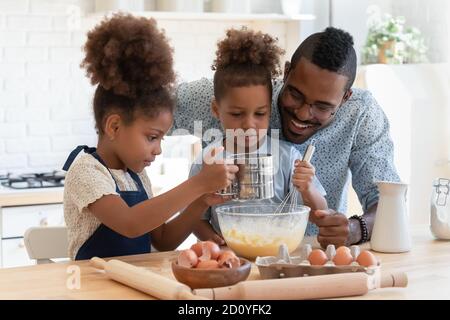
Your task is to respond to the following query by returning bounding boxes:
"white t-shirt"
[63,154,153,259]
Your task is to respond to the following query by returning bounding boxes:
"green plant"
[362,13,428,64]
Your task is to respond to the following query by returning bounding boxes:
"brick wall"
[0,0,95,173]
[0,0,293,174]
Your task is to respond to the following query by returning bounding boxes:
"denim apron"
[63,145,151,260]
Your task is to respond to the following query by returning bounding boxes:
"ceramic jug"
[430,178,450,240]
[371,181,411,253]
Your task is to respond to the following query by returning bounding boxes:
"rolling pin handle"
[178,291,211,300]
[380,272,408,288]
[90,257,107,270]
[192,288,215,300]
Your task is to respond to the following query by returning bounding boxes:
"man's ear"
[104,114,122,141]
[211,98,220,119]
[283,61,291,81]
[343,89,353,103]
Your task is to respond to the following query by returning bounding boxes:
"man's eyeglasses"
[283,86,343,120]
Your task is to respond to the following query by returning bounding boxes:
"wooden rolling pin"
[90,257,207,300]
[193,271,407,300]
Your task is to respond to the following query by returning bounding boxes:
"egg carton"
[255,244,380,279]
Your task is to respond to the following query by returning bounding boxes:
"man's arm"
[171,78,221,136]
[312,91,400,248]
[349,91,401,213]
[347,203,377,245]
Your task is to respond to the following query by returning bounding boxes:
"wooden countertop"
[0,224,449,300]
[0,187,163,207]
[0,188,64,207]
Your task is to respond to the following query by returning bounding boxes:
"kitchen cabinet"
[2,204,64,239]
[1,238,30,269]
[0,203,64,268]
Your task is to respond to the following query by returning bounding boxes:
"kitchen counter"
[0,184,163,208]
[0,224,449,300]
[0,187,64,207]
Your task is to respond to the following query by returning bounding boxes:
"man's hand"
[311,209,354,248]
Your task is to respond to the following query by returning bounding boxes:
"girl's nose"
[242,117,257,130]
[153,142,162,155]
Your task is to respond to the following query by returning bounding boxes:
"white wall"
[0,0,305,174]
[328,0,450,64]
[354,64,450,225]
[330,0,391,63]
[0,0,96,174]
[391,0,450,63]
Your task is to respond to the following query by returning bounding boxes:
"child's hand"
[292,159,316,193]
[198,147,239,193]
[201,193,232,207]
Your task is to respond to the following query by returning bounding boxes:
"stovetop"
[0,171,65,190]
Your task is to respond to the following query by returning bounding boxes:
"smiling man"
[172,27,400,247]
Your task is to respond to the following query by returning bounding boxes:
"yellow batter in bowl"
[223,229,305,259]
[217,203,310,260]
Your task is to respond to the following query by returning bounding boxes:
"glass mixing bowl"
[216,203,310,259]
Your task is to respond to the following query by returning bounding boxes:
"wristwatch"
[349,215,369,245]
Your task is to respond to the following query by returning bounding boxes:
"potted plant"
[362,11,428,64]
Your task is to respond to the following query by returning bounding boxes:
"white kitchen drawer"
[1,238,34,268]
[1,204,64,238]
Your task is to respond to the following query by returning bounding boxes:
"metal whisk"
[274,142,316,214]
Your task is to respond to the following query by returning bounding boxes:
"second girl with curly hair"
[188,27,329,244]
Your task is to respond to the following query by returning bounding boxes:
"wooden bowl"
[171,258,251,289]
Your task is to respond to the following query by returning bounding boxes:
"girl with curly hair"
[187,28,328,244]
[62,14,238,260]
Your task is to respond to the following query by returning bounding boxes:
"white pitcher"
[370,181,411,253]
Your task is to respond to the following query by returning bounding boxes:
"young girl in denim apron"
[63,14,238,260]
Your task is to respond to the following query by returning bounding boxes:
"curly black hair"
[212,27,284,101]
[81,13,175,134]
[291,27,357,91]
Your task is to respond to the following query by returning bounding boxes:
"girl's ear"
[104,114,122,141]
[211,98,220,119]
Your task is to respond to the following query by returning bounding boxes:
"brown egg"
[177,249,198,268]
[190,242,203,257]
[333,246,353,265]
[218,250,240,269]
[199,241,221,261]
[308,249,328,266]
[196,259,220,269]
[356,250,378,267]
[190,241,221,261]
[335,246,351,255]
